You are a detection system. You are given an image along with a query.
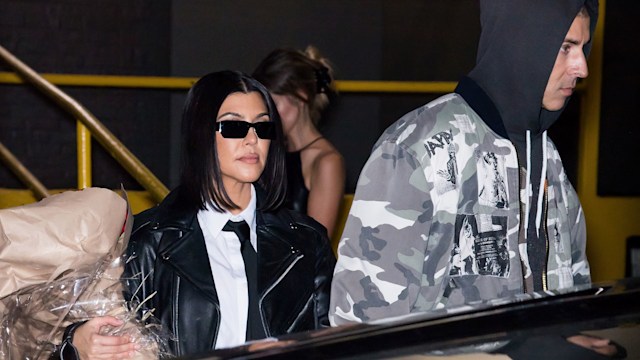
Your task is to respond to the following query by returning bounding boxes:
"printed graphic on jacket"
[428,129,458,194]
[477,152,508,209]
[450,214,509,277]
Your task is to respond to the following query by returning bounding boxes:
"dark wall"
[1,0,594,194]
[169,0,386,190]
[169,0,482,192]
[598,0,640,196]
[0,0,171,190]
[379,1,479,130]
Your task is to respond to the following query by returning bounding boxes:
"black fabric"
[454,76,507,138]
[284,151,309,214]
[222,220,266,341]
[495,335,626,360]
[526,140,546,293]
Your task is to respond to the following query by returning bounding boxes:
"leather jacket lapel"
[158,217,219,305]
[255,210,304,298]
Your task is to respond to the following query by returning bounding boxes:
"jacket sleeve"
[330,141,442,325]
[569,195,590,285]
[121,212,160,323]
[547,138,590,287]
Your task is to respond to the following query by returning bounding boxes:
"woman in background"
[58,71,335,358]
[253,46,346,239]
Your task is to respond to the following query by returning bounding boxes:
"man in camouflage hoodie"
[330,0,598,325]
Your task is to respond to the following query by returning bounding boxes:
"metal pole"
[0,141,50,200]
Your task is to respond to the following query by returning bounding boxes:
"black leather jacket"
[122,187,335,356]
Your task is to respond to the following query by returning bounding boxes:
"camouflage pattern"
[329,94,590,325]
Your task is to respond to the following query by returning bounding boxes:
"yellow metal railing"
[0,63,586,203]
[0,44,169,202]
[0,141,50,200]
[0,71,458,93]
[0,72,197,89]
[0,53,458,204]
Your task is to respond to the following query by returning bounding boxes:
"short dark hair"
[180,70,286,212]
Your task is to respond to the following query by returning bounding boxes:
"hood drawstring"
[523,130,548,239]
[535,131,548,237]
[524,130,532,239]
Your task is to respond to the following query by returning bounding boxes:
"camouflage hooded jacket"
[330,0,597,326]
[329,92,590,325]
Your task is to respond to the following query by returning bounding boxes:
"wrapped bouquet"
[0,188,171,359]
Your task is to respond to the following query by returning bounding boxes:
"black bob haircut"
[179,70,287,212]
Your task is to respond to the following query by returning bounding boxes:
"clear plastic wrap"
[0,188,174,359]
[0,255,173,358]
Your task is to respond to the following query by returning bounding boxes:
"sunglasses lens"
[218,121,249,138]
[254,122,276,139]
[216,121,276,139]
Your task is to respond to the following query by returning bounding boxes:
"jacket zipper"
[167,263,221,354]
[287,293,314,333]
[173,276,182,354]
[517,167,550,292]
[258,251,304,336]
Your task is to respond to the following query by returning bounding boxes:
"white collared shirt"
[196,185,258,349]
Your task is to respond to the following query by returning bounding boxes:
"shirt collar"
[230,185,257,232]
[199,184,258,243]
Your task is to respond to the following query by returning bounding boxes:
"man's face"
[542,14,591,111]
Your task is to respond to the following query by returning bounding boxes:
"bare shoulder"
[309,139,344,172]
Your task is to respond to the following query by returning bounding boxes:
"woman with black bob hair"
[60,71,335,358]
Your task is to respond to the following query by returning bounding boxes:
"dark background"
[0,1,636,196]
[598,1,639,196]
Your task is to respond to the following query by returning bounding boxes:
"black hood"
[468,0,598,142]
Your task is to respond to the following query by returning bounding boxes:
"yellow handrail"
[0,72,196,89]
[0,71,458,94]
[0,44,169,202]
[0,49,586,204]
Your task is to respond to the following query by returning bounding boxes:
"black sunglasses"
[214,120,276,140]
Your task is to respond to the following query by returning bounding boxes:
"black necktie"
[222,220,266,341]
